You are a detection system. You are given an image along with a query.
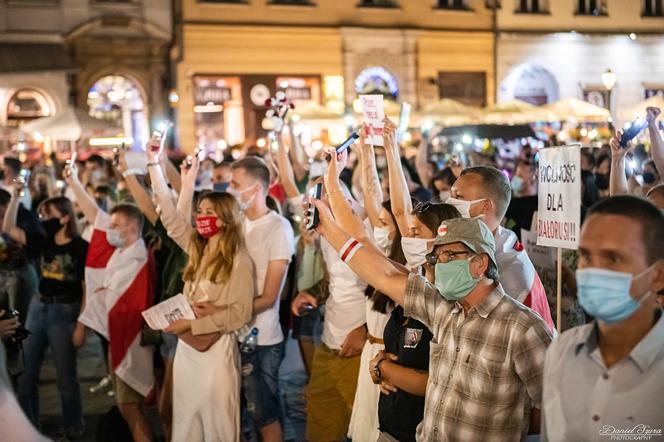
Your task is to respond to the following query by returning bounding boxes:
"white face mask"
[446,197,486,219]
[401,236,432,269]
[439,190,451,202]
[373,227,392,252]
[106,228,125,248]
[227,185,256,211]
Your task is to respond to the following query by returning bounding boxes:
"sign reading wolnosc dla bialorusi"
[536,145,581,250]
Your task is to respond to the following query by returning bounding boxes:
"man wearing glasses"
[310,203,553,441]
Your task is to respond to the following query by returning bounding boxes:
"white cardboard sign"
[359,94,384,146]
[536,145,581,250]
[396,102,411,144]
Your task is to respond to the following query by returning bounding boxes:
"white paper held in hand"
[359,94,385,146]
[142,294,196,330]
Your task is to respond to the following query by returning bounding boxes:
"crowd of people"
[0,104,663,442]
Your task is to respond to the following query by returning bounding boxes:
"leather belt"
[368,333,384,345]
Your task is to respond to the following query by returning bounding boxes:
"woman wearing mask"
[10,196,88,438]
[149,152,255,442]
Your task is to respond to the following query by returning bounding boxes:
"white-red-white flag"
[79,212,155,397]
[494,226,555,331]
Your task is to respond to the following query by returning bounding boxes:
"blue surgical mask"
[435,258,481,301]
[576,266,655,324]
[213,182,229,192]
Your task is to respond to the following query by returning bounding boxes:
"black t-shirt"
[378,306,433,442]
[39,236,88,302]
[505,195,538,240]
[17,204,45,263]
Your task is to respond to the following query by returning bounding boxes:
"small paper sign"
[396,102,411,144]
[359,94,384,146]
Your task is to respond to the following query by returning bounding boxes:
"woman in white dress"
[149,152,255,442]
[347,201,401,442]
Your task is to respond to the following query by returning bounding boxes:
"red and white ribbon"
[338,238,362,264]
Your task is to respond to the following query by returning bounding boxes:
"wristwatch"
[373,358,386,383]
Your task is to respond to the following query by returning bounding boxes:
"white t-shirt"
[320,238,367,350]
[243,210,295,346]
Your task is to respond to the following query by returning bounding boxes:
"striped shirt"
[404,273,553,441]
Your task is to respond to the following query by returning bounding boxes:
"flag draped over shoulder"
[494,226,555,331]
[78,212,155,397]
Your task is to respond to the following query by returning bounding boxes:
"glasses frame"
[425,249,473,266]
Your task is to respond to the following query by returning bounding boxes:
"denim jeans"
[241,341,285,428]
[17,295,84,432]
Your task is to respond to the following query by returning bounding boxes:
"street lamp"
[601,68,616,117]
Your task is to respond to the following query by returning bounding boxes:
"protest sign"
[536,145,581,250]
[359,94,384,146]
[521,228,556,272]
[396,102,411,144]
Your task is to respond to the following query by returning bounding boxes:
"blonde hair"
[183,192,245,284]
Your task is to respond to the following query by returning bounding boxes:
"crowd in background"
[0,104,662,442]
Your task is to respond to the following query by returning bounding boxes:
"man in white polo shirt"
[228,156,295,442]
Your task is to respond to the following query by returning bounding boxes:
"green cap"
[434,218,497,267]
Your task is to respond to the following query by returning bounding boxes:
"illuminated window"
[88,75,148,150]
[355,67,399,100]
[6,89,51,127]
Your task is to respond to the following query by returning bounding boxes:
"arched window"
[6,89,51,127]
[87,74,148,150]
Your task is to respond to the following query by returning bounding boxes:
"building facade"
[0,0,172,150]
[495,0,664,121]
[174,0,496,152]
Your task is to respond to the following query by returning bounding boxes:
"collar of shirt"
[451,284,505,319]
[574,310,664,372]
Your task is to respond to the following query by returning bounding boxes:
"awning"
[440,124,536,140]
[0,43,76,74]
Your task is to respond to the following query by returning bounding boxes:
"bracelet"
[147,162,160,167]
[338,237,362,263]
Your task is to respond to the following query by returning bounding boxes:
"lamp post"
[601,68,616,118]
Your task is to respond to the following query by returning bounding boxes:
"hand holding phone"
[305,183,324,230]
[620,118,648,147]
[325,132,359,162]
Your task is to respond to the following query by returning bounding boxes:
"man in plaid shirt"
[311,202,553,441]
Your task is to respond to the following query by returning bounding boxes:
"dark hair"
[231,156,270,191]
[581,170,601,208]
[0,188,10,207]
[516,159,536,173]
[460,166,511,220]
[110,204,144,232]
[3,157,21,177]
[39,197,79,239]
[94,185,112,196]
[86,154,106,168]
[431,167,457,189]
[581,150,596,169]
[215,160,233,169]
[413,201,462,234]
[368,200,405,314]
[587,195,664,265]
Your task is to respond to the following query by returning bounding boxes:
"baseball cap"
[433,218,497,267]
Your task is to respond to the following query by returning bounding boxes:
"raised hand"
[646,107,661,125]
[609,130,633,160]
[382,117,398,152]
